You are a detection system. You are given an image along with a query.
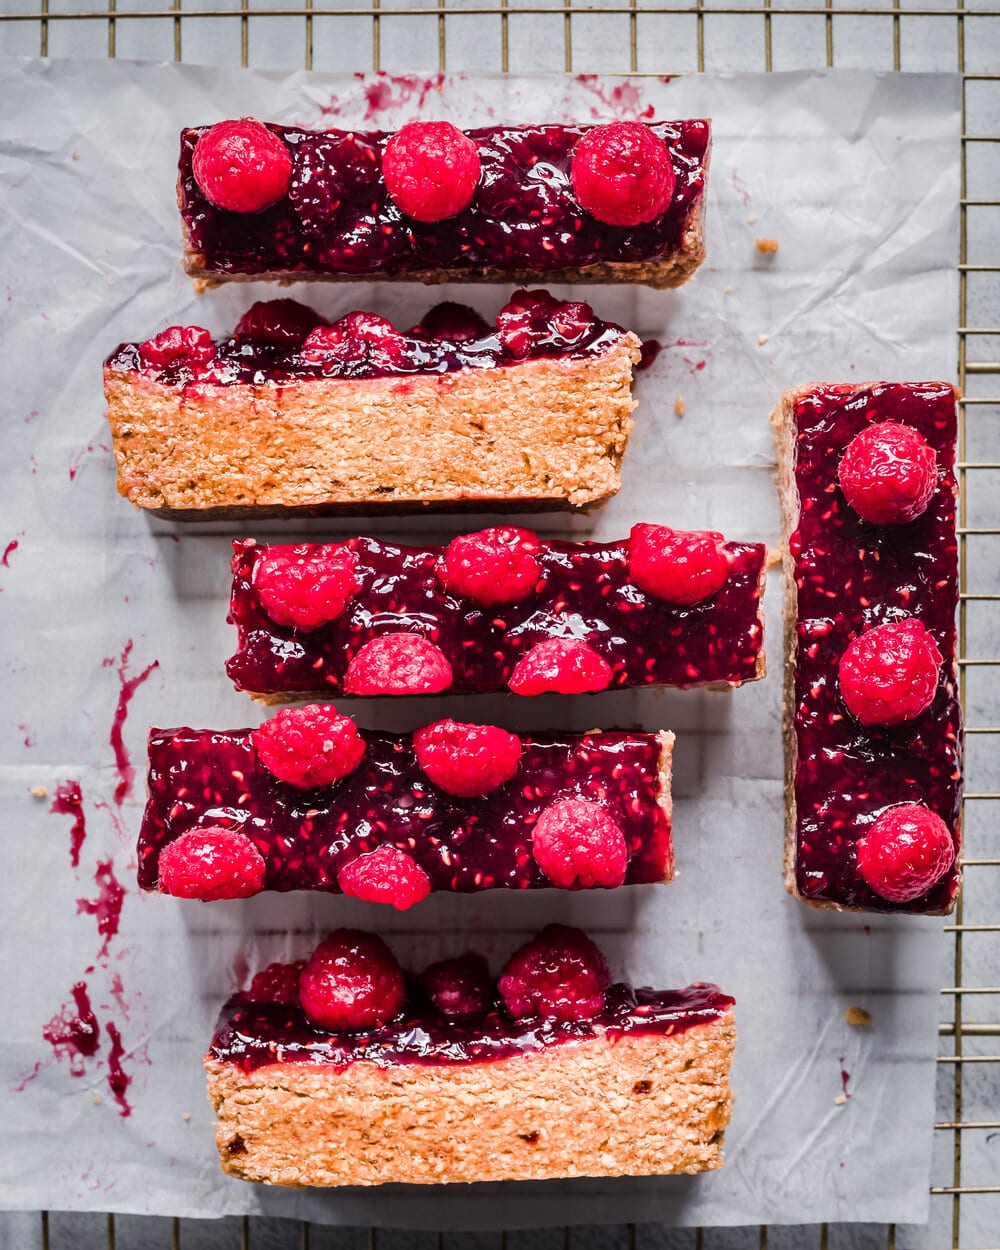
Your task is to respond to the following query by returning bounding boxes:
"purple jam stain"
[105,1022,132,1117]
[1,538,18,567]
[574,76,656,121]
[51,780,87,868]
[789,383,962,914]
[177,120,709,280]
[730,169,751,207]
[137,728,672,895]
[227,536,765,698]
[42,983,100,1077]
[76,860,126,959]
[105,641,159,805]
[637,339,662,371]
[18,723,34,747]
[68,441,110,482]
[210,979,732,1073]
[350,72,447,123]
[839,1060,852,1100]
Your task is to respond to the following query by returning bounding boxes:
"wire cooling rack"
[0,1,997,1247]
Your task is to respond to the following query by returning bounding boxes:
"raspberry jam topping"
[507,639,614,696]
[530,798,628,888]
[855,804,957,903]
[838,618,943,727]
[838,421,939,525]
[209,929,733,1071]
[298,930,406,1031]
[343,633,453,696]
[255,544,358,631]
[251,705,366,790]
[138,727,673,896]
[191,119,293,214]
[570,122,677,227]
[247,960,306,1004]
[413,720,523,797]
[382,121,481,222]
[227,534,766,697]
[438,527,543,607]
[156,826,266,901]
[233,298,327,347]
[789,383,961,914]
[628,524,730,606]
[336,845,431,911]
[178,120,709,279]
[139,326,215,370]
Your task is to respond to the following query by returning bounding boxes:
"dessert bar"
[138,711,674,902]
[103,293,639,517]
[773,382,962,914]
[205,925,736,1185]
[179,117,710,288]
[226,527,767,700]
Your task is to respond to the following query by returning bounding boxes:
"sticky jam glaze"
[178,121,710,279]
[227,536,766,697]
[137,728,672,894]
[210,980,733,1072]
[790,382,962,913]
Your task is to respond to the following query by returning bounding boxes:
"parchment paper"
[0,59,961,1227]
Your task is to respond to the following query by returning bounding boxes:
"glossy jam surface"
[178,121,710,278]
[210,980,732,1072]
[227,535,766,696]
[137,728,672,894]
[791,382,962,913]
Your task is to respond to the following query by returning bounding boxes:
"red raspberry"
[299,930,406,1032]
[252,705,365,790]
[531,798,628,889]
[508,638,613,696]
[498,924,611,1022]
[570,122,676,227]
[413,720,522,797]
[234,298,327,347]
[336,845,431,910]
[414,302,491,343]
[838,422,939,525]
[496,290,597,360]
[139,326,215,371]
[192,119,292,214]
[382,121,481,222]
[299,312,410,375]
[255,544,358,631]
[157,826,266,900]
[420,953,495,1019]
[438,527,543,607]
[628,523,730,606]
[839,618,943,726]
[343,633,453,696]
[856,804,956,903]
[246,960,306,1004]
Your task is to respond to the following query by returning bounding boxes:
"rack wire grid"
[0,0,997,1247]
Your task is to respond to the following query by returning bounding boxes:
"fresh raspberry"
[496,290,598,360]
[234,298,327,347]
[255,544,358,631]
[192,119,292,214]
[157,827,266,900]
[531,798,628,889]
[508,638,613,696]
[336,845,431,910]
[299,312,410,376]
[856,804,956,903]
[139,326,216,371]
[570,122,676,227]
[839,618,943,726]
[838,422,939,525]
[343,633,453,696]
[498,925,611,1022]
[246,960,306,1004]
[252,705,366,790]
[382,121,481,222]
[438,527,543,607]
[413,720,522,797]
[420,953,495,1019]
[413,302,490,343]
[298,930,406,1032]
[628,523,730,606]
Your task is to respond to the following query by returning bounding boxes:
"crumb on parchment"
[834,1094,848,1106]
[755,237,779,254]
[30,785,48,799]
[845,1005,873,1027]
[674,396,686,417]
[757,334,769,346]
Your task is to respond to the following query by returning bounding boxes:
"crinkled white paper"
[0,59,961,1228]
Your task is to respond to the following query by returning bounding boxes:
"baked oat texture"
[205,1008,736,1187]
[104,335,640,518]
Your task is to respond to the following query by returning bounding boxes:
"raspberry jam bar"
[773,382,963,914]
[138,710,674,902]
[179,118,710,288]
[103,293,639,517]
[226,527,767,701]
[205,925,735,1186]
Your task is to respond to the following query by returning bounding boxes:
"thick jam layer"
[790,382,962,914]
[227,535,766,696]
[178,121,710,279]
[137,727,671,894]
[210,980,733,1072]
